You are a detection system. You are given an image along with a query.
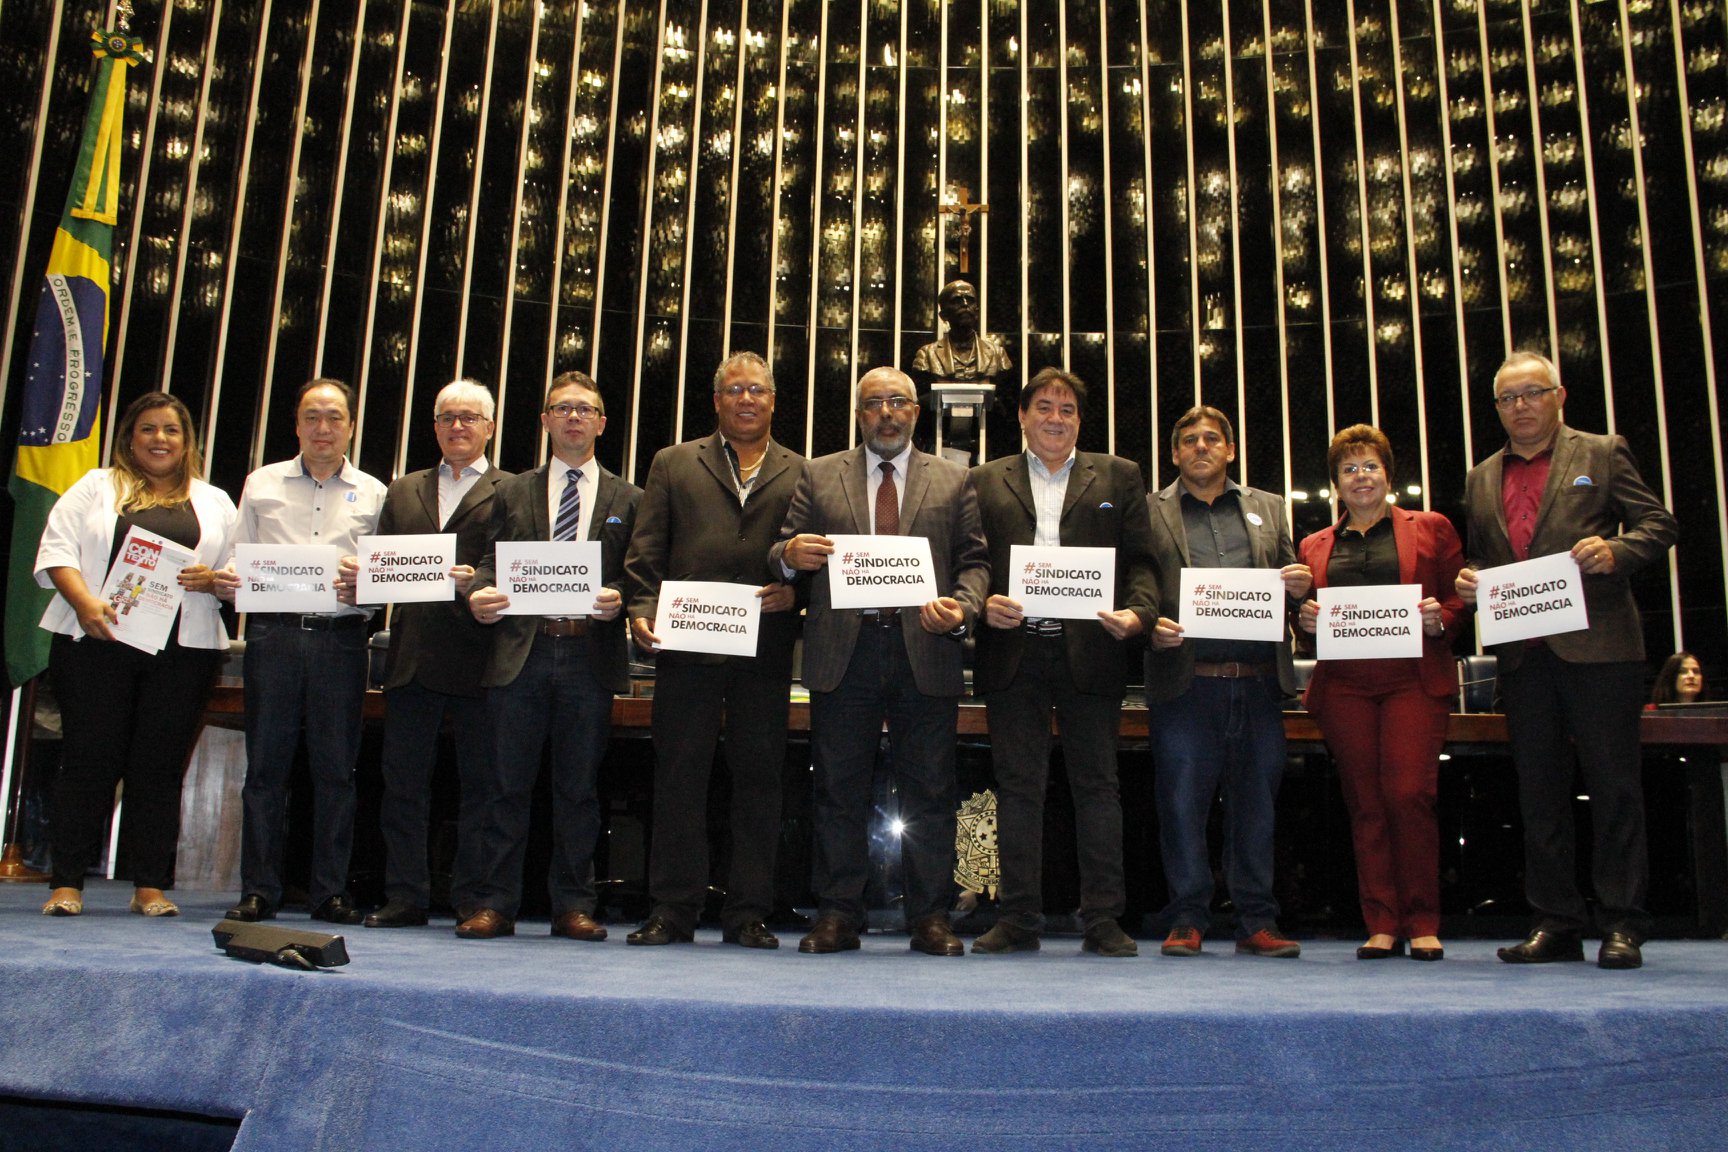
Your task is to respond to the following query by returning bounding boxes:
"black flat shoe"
[1409,946,1444,962]
[1356,940,1406,960]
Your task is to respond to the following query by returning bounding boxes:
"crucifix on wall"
[939,184,988,274]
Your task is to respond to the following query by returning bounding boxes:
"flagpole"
[0,681,48,881]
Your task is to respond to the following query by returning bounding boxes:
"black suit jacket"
[624,433,805,680]
[969,451,1158,698]
[473,461,642,694]
[377,464,509,697]
[1464,424,1676,669]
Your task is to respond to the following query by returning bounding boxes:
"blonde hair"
[110,392,203,512]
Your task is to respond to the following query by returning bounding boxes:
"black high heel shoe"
[1356,939,1406,960]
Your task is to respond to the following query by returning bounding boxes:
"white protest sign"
[235,544,342,614]
[1176,567,1286,642]
[826,534,939,610]
[1315,584,1424,660]
[1009,544,1115,621]
[1475,551,1588,647]
[653,580,762,657]
[495,540,603,616]
[355,533,456,604]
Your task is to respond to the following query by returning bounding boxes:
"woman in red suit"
[1297,426,1465,961]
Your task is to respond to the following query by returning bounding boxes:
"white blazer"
[35,468,239,650]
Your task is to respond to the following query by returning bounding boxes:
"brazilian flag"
[5,28,145,687]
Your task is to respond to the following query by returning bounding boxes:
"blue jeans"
[468,633,611,920]
[240,615,369,907]
[1148,673,1287,938]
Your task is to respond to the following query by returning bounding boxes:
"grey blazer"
[1142,479,1300,704]
[1464,424,1676,669]
[769,446,989,697]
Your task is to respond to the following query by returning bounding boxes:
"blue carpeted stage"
[2,882,1725,1151]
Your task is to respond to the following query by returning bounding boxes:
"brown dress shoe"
[551,910,609,941]
[797,914,861,954]
[908,914,964,956]
[455,909,515,939]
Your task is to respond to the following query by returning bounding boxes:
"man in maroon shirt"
[1457,351,1676,970]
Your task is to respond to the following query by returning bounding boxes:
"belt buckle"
[298,614,322,631]
[1222,661,1242,678]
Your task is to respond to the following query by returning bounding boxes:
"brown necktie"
[875,462,899,619]
[875,461,899,535]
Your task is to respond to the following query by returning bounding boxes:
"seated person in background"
[1648,651,1707,708]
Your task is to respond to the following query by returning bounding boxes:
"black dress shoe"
[1356,940,1406,960]
[311,896,364,925]
[798,914,861,954]
[908,914,964,956]
[1496,928,1585,964]
[1597,931,1643,970]
[722,921,780,949]
[225,894,275,922]
[627,915,694,946]
[363,900,428,928]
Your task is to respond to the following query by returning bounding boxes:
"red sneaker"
[1235,928,1301,958]
[1161,926,1204,957]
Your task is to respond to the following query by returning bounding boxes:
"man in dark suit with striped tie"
[457,371,641,941]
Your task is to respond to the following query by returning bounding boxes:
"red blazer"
[1298,505,1467,710]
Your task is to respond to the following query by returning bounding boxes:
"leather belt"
[861,609,900,627]
[255,613,365,632]
[1022,619,1063,637]
[1192,660,1275,679]
[538,618,590,638]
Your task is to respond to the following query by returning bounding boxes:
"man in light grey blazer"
[1143,405,1311,960]
[770,366,990,956]
[1457,350,1676,970]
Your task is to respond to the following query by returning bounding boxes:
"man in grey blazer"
[458,371,642,941]
[1457,351,1676,969]
[337,380,509,928]
[623,352,804,950]
[771,366,990,956]
[969,367,1156,957]
[1144,405,1311,959]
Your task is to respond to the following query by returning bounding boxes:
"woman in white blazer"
[33,391,237,917]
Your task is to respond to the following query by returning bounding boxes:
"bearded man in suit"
[1457,350,1676,970]
[771,366,990,957]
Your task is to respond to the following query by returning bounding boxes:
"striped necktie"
[554,468,582,541]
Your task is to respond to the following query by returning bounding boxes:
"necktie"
[875,461,898,536]
[554,468,582,541]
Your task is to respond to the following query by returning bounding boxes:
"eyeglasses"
[1338,461,1383,476]
[718,383,774,398]
[860,395,916,413]
[546,403,603,420]
[1493,385,1559,410]
[434,412,488,428]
